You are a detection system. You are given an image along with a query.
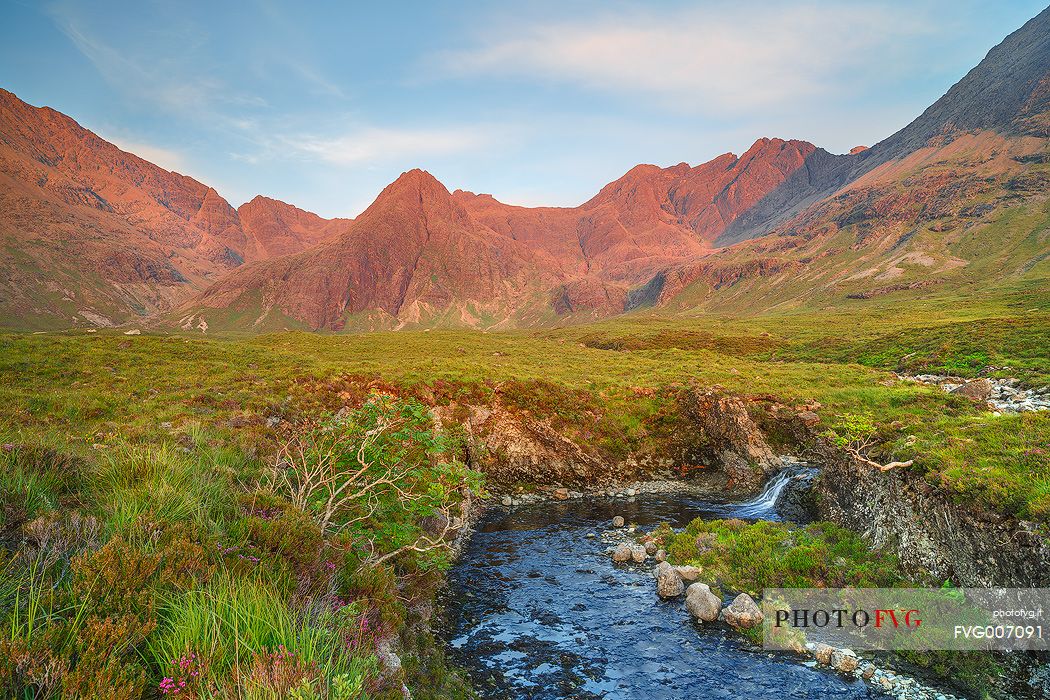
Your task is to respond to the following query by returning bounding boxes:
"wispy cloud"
[46,2,264,117]
[436,3,931,114]
[103,135,188,172]
[283,125,502,166]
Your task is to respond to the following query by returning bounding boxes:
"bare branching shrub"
[268,394,480,568]
[823,413,913,472]
[24,512,101,573]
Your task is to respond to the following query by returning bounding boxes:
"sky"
[0,0,1045,217]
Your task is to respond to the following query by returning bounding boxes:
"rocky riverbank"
[904,374,1050,413]
[599,509,969,700]
[496,477,708,507]
[814,449,1050,587]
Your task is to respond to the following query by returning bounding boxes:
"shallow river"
[443,470,879,699]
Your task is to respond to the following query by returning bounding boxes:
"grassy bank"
[0,397,478,698]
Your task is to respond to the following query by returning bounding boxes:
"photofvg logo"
[761,588,1050,651]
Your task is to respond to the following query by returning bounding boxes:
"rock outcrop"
[441,403,611,487]
[684,387,779,491]
[815,451,1050,586]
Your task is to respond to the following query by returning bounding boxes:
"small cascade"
[727,461,818,520]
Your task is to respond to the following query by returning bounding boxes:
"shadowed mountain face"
[718,5,1050,246]
[2,6,1049,331]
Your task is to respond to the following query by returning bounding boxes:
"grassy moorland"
[0,281,1047,697]
[3,280,1047,518]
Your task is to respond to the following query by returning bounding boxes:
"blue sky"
[1,0,1044,217]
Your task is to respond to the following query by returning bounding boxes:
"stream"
[443,464,881,699]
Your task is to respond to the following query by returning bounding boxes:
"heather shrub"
[71,536,161,623]
[239,500,326,579]
[61,614,150,700]
[660,517,902,594]
[22,511,102,577]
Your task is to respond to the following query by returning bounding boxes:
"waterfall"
[728,463,816,519]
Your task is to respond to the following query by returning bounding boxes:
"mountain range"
[1,7,1048,332]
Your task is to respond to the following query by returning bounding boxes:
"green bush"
[659,518,902,594]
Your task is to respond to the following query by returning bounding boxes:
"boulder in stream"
[722,593,764,630]
[812,643,834,665]
[950,378,993,401]
[684,583,721,622]
[655,549,667,562]
[831,649,859,673]
[612,516,625,528]
[612,544,632,562]
[654,561,685,598]
[630,545,648,563]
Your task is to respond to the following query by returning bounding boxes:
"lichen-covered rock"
[950,378,993,401]
[831,649,859,673]
[722,593,764,630]
[654,561,685,598]
[684,583,721,621]
[813,643,834,665]
[630,545,648,563]
[612,544,632,562]
[654,549,667,562]
[673,565,702,581]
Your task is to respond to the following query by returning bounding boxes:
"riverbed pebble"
[812,643,834,665]
[830,649,859,673]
